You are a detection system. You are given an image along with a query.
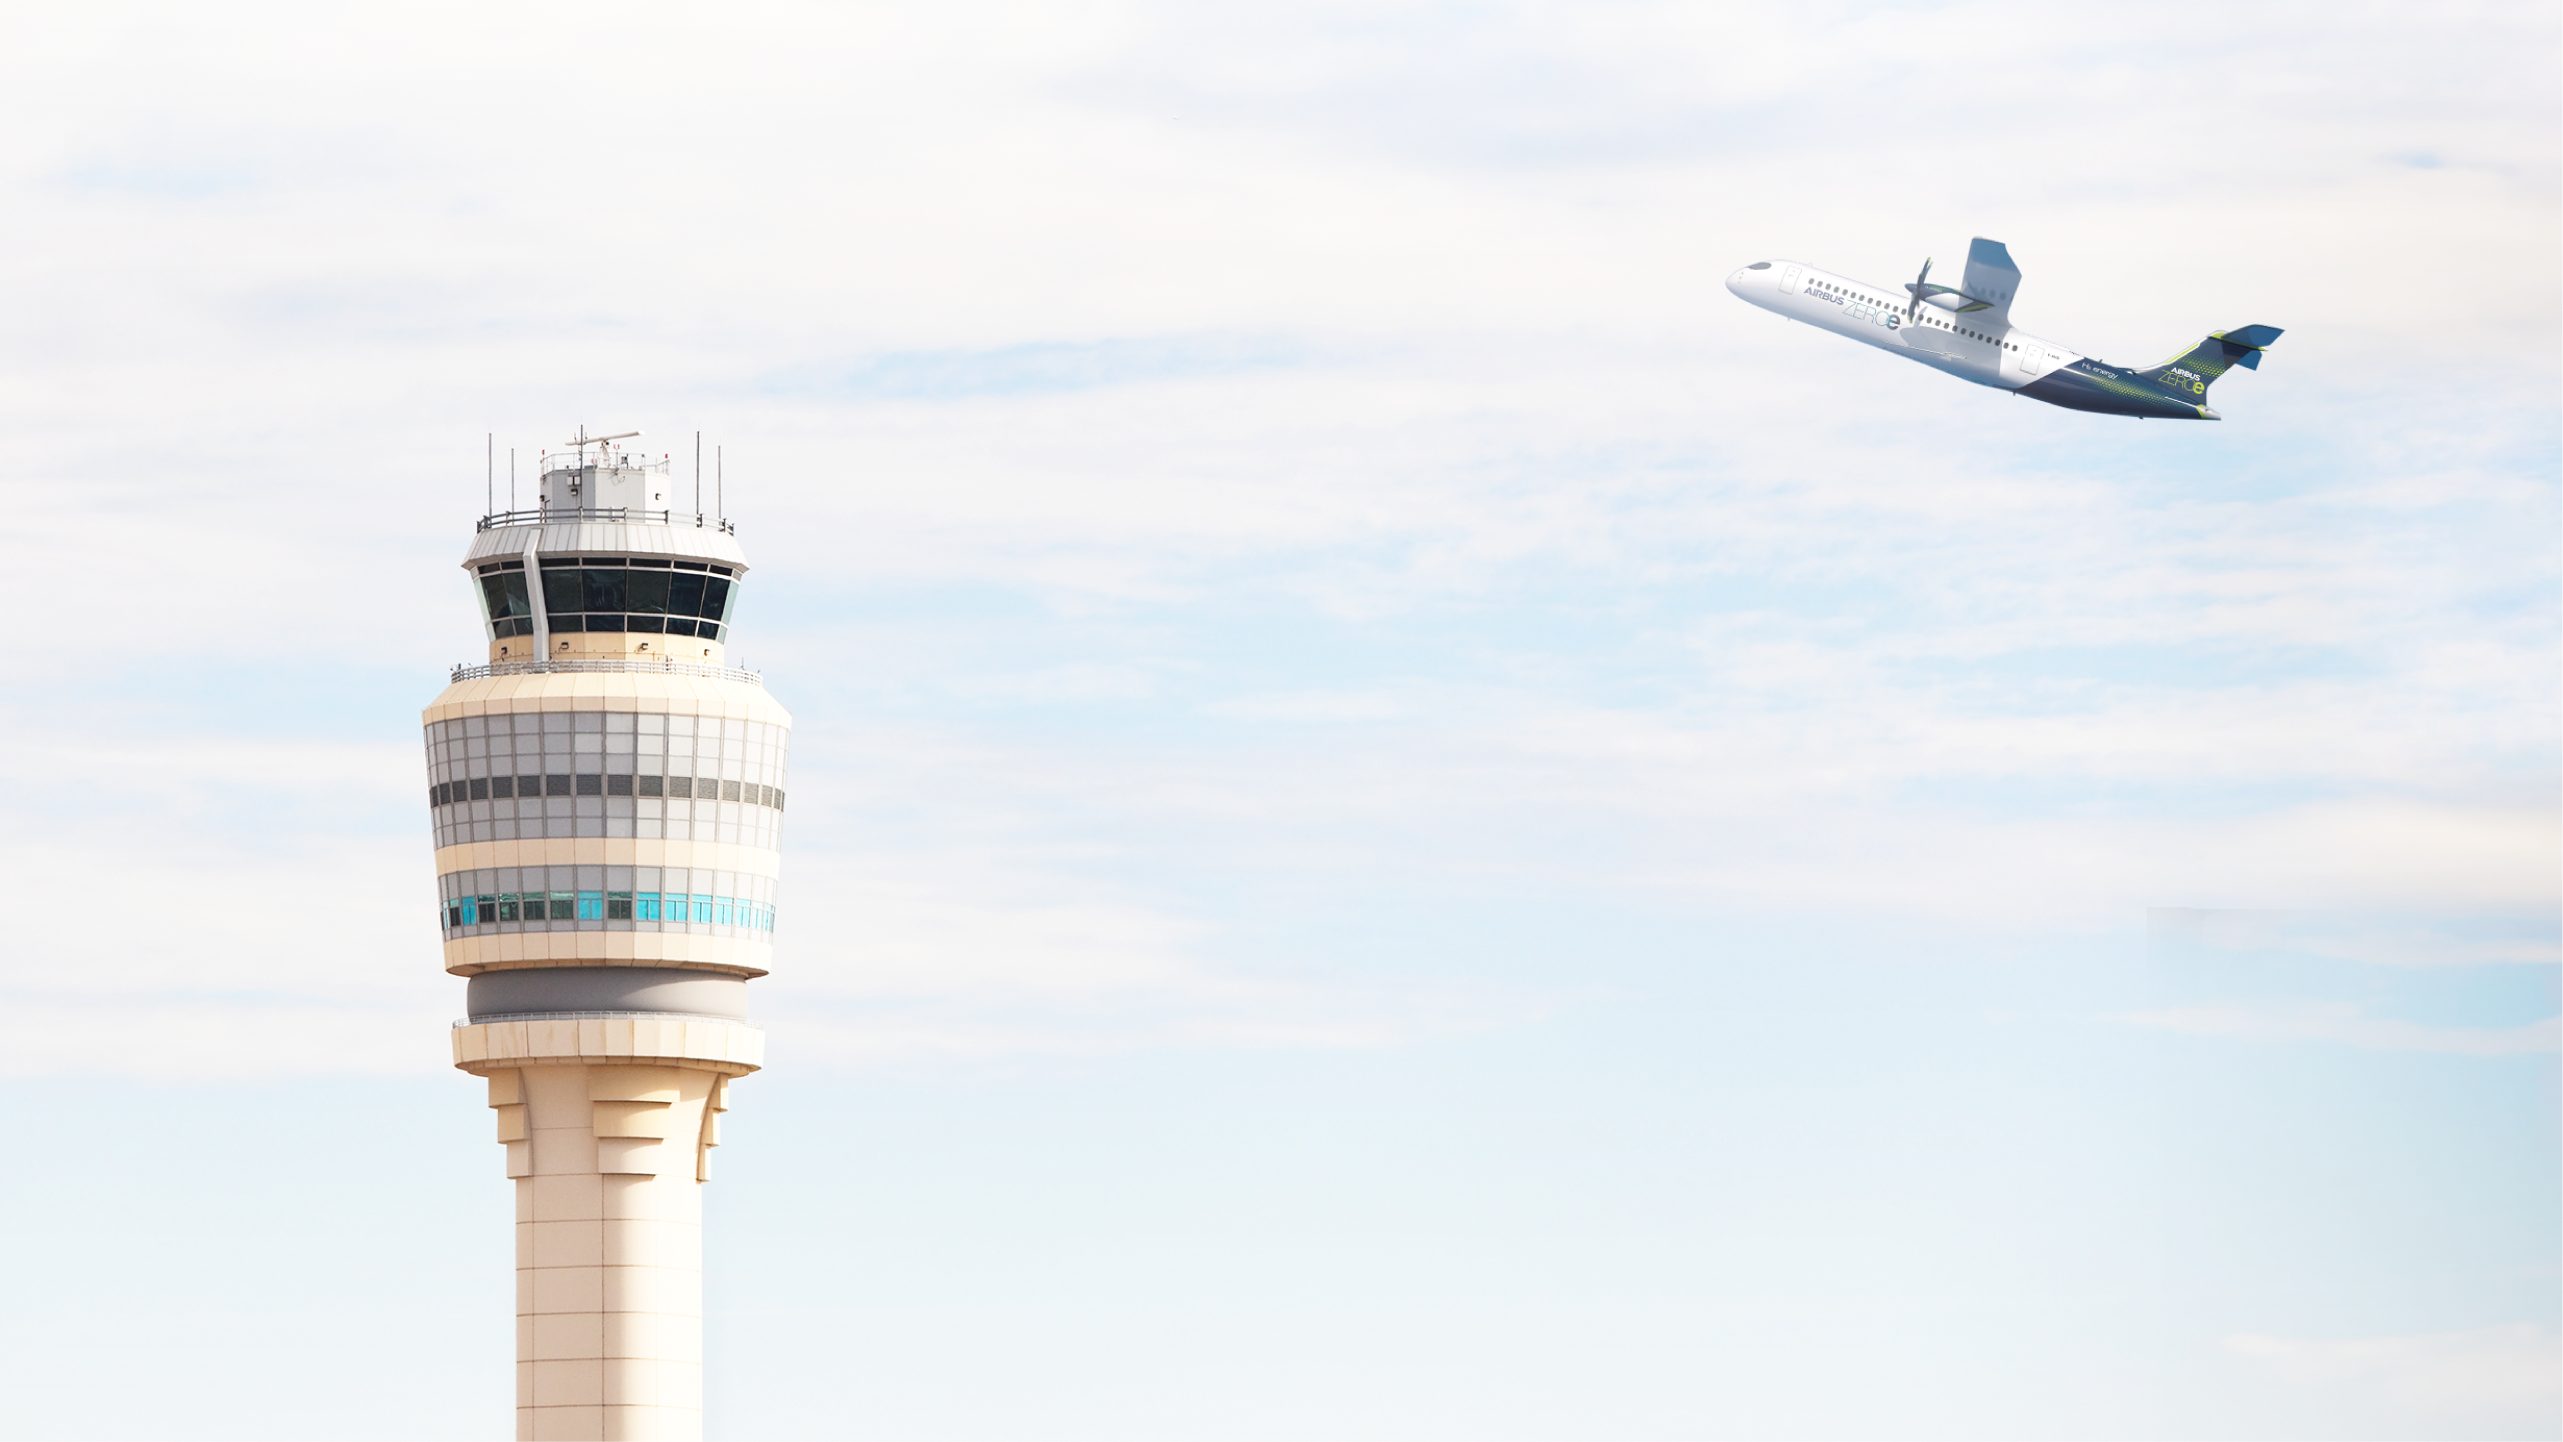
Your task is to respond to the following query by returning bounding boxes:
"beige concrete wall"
[445,930,771,976]
[491,632,728,667]
[435,836,783,881]
[462,1020,759,1442]
[423,671,793,731]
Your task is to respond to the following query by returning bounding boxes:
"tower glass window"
[436,867,779,939]
[484,556,741,642]
[479,570,533,637]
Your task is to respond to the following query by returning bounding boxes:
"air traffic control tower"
[421,432,789,1440]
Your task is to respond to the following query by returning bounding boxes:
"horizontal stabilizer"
[2224,324,2284,349]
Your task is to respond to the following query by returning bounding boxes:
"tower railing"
[477,506,735,534]
[450,658,764,686]
[454,1011,761,1028]
[539,456,674,477]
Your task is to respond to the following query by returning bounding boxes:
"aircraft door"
[1778,264,1804,294]
[2021,346,2047,375]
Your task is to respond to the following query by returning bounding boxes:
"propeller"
[1903,257,1993,320]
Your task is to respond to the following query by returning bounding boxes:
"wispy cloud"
[767,974,1542,1067]
[771,335,1301,401]
[2151,907,2562,968]
[0,0,2549,1074]
[2133,1003,2558,1056]
[0,995,449,1079]
[2226,1324,2562,1423]
[0,7,2550,1438]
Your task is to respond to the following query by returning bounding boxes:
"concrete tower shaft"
[425,436,787,1442]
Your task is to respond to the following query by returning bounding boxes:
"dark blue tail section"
[2141,326,2283,393]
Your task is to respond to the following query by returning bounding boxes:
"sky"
[0,2,2555,1438]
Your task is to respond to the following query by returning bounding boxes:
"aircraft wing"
[1961,238,2020,323]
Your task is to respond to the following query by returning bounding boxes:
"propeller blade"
[1907,258,1931,320]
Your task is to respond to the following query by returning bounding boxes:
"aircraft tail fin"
[1960,239,2020,322]
[2139,325,2283,394]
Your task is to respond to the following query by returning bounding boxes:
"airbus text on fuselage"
[1726,239,2281,420]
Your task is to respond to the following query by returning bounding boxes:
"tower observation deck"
[421,433,788,1441]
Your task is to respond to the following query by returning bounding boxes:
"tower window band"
[438,863,779,937]
[423,711,790,848]
[482,555,737,640]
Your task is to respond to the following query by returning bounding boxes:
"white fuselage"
[1724,260,2080,391]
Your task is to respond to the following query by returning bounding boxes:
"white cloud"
[0,0,2550,1077]
[2225,1324,2563,1430]
[0,995,449,1080]
[0,15,2549,1442]
[764,975,1538,1067]
[2150,907,2563,968]
[2133,1003,2558,1056]
[1201,689,1413,723]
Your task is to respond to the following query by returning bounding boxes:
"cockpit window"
[1747,262,1771,270]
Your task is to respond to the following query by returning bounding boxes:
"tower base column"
[457,1017,762,1442]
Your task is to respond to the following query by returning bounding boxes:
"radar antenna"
[566,426,643,468]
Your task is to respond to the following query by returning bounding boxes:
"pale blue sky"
[0,3,2555,1438]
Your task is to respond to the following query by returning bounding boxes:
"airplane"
[1725,239,2280,420]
